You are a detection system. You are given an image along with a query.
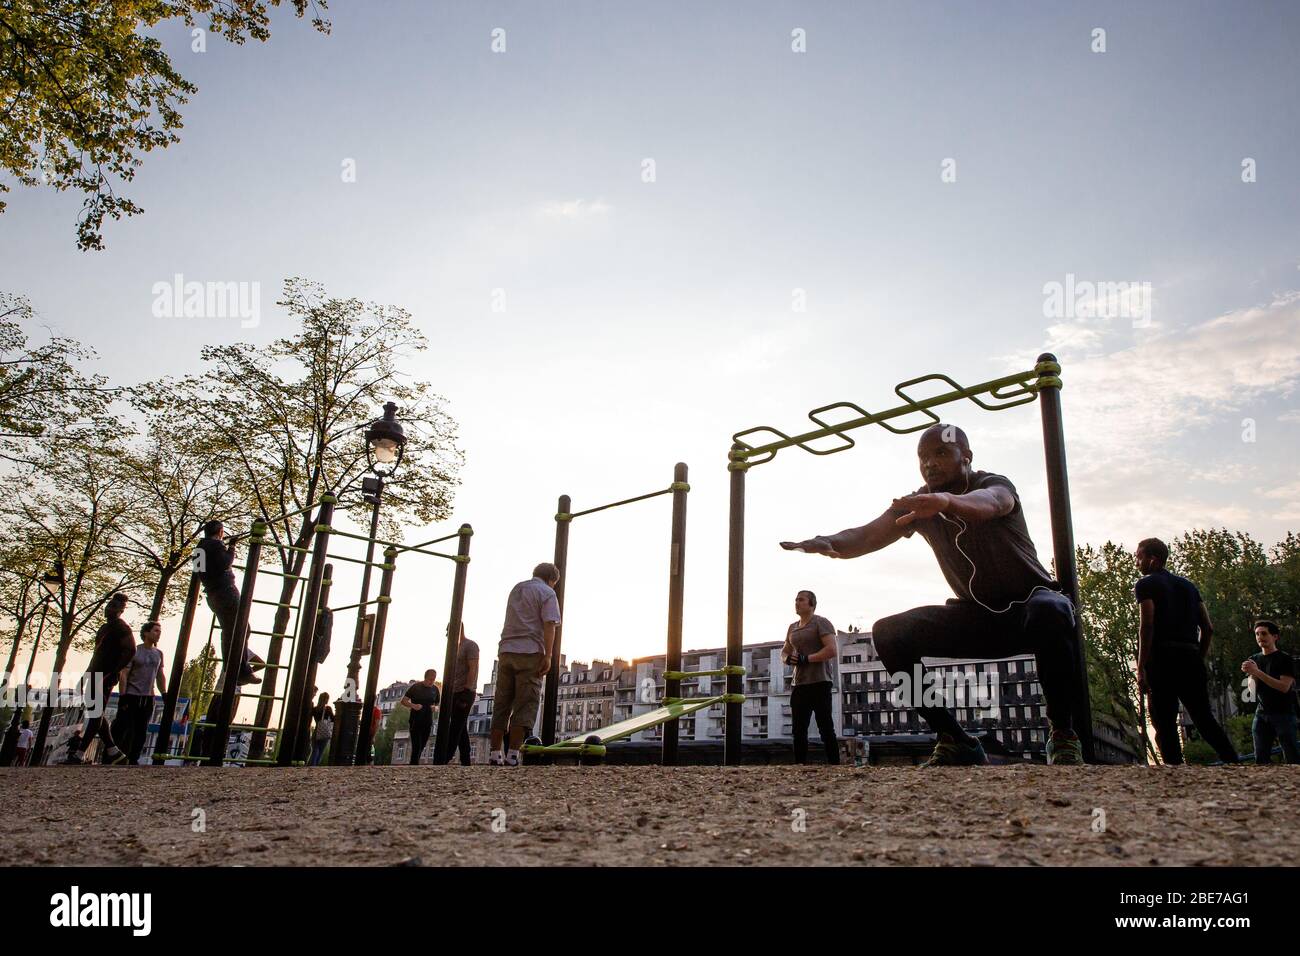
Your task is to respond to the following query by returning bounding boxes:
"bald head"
[916,423,973,491]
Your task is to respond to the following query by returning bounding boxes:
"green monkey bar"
[723,353,1096,764]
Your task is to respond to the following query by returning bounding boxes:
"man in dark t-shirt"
[1242,620,1299,764]
[69,593,136,765]
[196,520,261,686]
[782,423,1083,767]
[399,670,441,765]
[1134,538,1238,765]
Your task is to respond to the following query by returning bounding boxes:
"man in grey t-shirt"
[782,423,1081,768]
[490,562,561,766]
[112,620,166,764]
[782,590,840,764]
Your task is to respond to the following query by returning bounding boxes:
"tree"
[0,538,56,684]
[372,701,407,766]
[10,428,146,758]
[0,294,114,464]
[0,0,331,249]
[172,278,463,756]
[110,385,251,620]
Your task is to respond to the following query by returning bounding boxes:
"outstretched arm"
[780,508,906,559]
[892,486,1014,527]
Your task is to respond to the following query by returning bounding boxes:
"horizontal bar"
[250,598,296,609]
[324,551,395,570]
[232,566,306,580]
[662,666,746,680]
[562,486,674,521]
[329,596,391,613]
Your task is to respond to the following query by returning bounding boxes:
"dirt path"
[2,765,1296,866]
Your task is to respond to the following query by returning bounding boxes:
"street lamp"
[40,562,64,601]
[336,402,407,765]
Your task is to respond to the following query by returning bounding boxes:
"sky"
[3,1,1299,716]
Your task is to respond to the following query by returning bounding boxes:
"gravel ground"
[2,765,1297,866]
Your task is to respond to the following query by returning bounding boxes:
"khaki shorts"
[491,652,545,735]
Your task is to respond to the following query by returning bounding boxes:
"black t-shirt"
[196,537,237,592]
[1250,650,1297,715]
[404,682,440,725]
[1134,569,1202,649]
[88,617,135,674]
[891,471,1056,608]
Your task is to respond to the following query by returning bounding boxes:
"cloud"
[1279,409,1300,423]
[537,199,612,220]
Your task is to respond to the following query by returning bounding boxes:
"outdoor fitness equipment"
[724,352,1095,764]
[523,463,747,764]
[152,494,473,767]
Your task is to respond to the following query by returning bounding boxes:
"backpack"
[315,716,334,742]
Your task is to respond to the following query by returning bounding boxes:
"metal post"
[208,521,265,766]
[294,564,334,764]
[278,494,336,766]
[1036,352,1096,763]
[1,599,50,764]
[153,571,200,764]
[345,483,382,712]
[541,496,570,746]
[662,463,689,766]
[725,445,746,766]
[433,524,473,763]
[355,550,397,765]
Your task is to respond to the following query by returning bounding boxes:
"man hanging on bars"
[781,423,1083,766]
[196,520,263,686]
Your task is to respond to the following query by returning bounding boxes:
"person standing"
[196,520,261,686]
[399,671,440,765]
[782,424,1083,766]
[782,590,840,765]
[68,593,136,765]
[14,719,33,766]
[1242,620,1299,764]
[1134,538,1239,765]
[309,692,334,767]
[438,624,479,766]
[111,621,166,765]
[490,562,561,767]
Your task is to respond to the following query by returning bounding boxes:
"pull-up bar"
[541,464,691,763]
[724,353,1094,764]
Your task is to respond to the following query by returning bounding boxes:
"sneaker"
[105,749,129,766]
[1046,728,1083,765]
[1209,756,1242,766]
[238,670,262,686]
[921,733,988,767]
[488,751,505,766]
[505,750,521,767]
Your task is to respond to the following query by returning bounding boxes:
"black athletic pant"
[110,693,153,764]
[1147,646,1238,764]
[438,690,475,765]
[409,719,432,765]
[79,672,120,759]
[205,587,254,678]
[791,681,839,764]
[873,591,1077,740]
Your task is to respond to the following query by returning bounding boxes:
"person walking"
[14,719,33,766]
[1134,537,1239,765]
[196,520,261,686]
[782,590,840,765]
[309,692,334,766]
[111,621,166,764]
[68,593,136,765]
[438,624,479,766]
[1242,620,1299,764]
[399,671,440,765]
[490,562,561,767]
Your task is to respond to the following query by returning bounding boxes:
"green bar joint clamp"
[722,665,747,675]
[315,524,332,533]
[727,459,750,472]
[458,526,474,536]
[555,513,572,522]
[320,494,338,504]
[453,555,471,564]
[380,563,396,571]
[721,693,747,704]
[670,481,691,492]
[377,595,392,604]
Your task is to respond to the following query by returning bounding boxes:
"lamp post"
[30,561,66,764]
[333,402,406,765]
